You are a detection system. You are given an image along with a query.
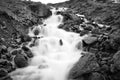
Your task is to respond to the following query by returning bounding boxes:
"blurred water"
[10,7,85,80]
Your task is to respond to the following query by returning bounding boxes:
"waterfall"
[10,7,85,80]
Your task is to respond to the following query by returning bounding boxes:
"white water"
[10,7,85,80]
[22,0,69,4]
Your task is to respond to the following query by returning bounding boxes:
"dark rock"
[0,68,8,78]
[20,34,32,42]
[34,29,40,35]
[69,53,100,79]
[91,29,101,35]
[29,3,52,18]
[24,50,34,58]
[0,60,13,72]
[0,45,7,54]
[111,72,120,80]
[89,72,104,80]
[80,30,89,36]
[14,53,28,68]
[22,46,29,51]
[101,64,109,72]
[112,51,120,70]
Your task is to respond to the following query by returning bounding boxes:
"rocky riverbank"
[0,0,52,80]
[51,0,120,80]
[1,0,120,80]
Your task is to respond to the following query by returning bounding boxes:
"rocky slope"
[1,0,120,80]
[0,0,52,80]
[51,0,120,80]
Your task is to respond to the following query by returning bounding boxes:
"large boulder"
[112,51,120,70]
[68,53,100,79]
[29,3,52,18]
[14,53,28,68]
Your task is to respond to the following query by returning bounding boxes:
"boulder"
[29,3,52,18]
[68,53,100,79]
[14,53,28,68]
[112,51,120,70]
[83,36,98,45]
[0,68,8,78]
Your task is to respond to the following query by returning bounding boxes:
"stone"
[14,53,28,68]
[89,72,104,80]
[69,53,100,79]
[0,45,7,54]
[0,68,8,78]
[24,50,34,58]
[34,29,40,35]
[0,60,13,72]
[22,46,29,51]
[20,34,32,42]
[29,3,52,18]
[11,50,21,55]
[83,36,98,44]
[112,51,120,70]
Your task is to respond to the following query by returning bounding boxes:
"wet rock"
[0,68,8,78]
[69,53,100,79]
[34,29,40,35]
[14,53,28,68]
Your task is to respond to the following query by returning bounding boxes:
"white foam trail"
[10,7,85,80]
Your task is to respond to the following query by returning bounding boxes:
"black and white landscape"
[0,0,120,80]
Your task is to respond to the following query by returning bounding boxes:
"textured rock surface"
[69,53,100,79]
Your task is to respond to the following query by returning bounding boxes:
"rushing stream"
[10,7,86,80]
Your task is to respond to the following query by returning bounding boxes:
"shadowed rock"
[68,53,100,79]
[14,53,28,68]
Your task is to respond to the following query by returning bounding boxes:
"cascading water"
[10,7,86,80]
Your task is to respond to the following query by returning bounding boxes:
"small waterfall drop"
[10,7,85,80]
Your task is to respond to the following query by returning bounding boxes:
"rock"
[29,3,52,18]
[83,36,98,44]
[112,51,120,70]
[20,34,32,42]
[69,53,100,79]
[0,68,8,78]
[22,46,29,51]
[80,30,89,36]
[0,45,7,54]
[11,50,20,55]
[34,29,40,35]
[24,50,34,58]
[89,72,104,80]
[14,53,28,68]
[0,60,13,72]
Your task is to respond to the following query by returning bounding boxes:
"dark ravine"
[0,0,120,80]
